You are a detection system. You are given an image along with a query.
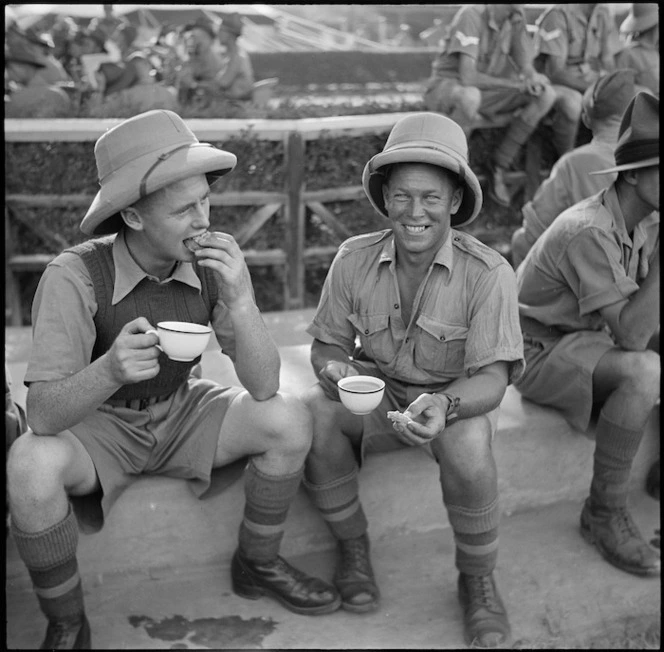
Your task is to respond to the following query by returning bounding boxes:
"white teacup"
[146,321,212,362]
[337,376,386,415]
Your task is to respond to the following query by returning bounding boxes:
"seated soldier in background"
[514,92,660,578]
[533,3,620,157]
[616,3,659,97]
[511,68,637,268]
[213,12,255,101]
[5,29,74,118]
[176,17,225,105]
[424,4,555,208]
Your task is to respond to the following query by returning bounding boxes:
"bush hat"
[184,17,217,40]
[219,13,244,37]
[590,92,659,176]
[620,3,658,34]
[81,110,237,236]
[582,69,636,122]
[362,112,482,228]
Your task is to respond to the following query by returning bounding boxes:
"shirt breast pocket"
[414,315,468,376]
[348,313,391,364]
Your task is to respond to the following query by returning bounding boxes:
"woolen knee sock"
[303,467,368,540]
[590,410,644,510]
[239,460,303,562]
[493,118,536,170]
[446,496,501,577]
[11,503,85,621]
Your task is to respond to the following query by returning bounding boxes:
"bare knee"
[7,432,72,504]
[455,86,482,120]
[431,414,494,481]
[258,392,313,457]
[620,350,660,403]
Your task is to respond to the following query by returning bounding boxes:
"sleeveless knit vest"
[66,235,218,401]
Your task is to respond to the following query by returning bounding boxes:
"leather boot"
[231,549,341,615]
[580,498,660,576]
[40,614,91,650]
[334,533,380,613]
[458,572,511,648]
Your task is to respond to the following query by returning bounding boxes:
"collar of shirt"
[111,229,202,305]
[377,231,455,274]
[602,185,660,253]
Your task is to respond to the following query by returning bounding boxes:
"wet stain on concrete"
[129,613,277,648]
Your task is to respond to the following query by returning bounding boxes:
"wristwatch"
[439,393,460,421]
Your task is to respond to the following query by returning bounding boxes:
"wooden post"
[283,131,306,309]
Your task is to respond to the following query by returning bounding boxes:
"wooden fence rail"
[5,114,545,325]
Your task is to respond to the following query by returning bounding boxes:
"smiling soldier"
[301,112,525,648]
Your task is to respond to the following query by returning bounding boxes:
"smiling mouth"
[402,224,429,233]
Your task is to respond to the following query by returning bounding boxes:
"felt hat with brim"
[5,39,47,67]
[81,110,237,236]
[362,112,482,228]
[219,13,244,37]
[620,3,658,34]
[590,92,659,176]
[184,17,217,40]
[582,68,636,121]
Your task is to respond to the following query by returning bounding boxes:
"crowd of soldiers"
[4,9,255,118]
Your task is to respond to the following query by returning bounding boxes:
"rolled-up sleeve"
[465,262,525,383]
[446,9,482,60]
[564,230,639,315]
[25,254,98,385]
[306,252,357,354]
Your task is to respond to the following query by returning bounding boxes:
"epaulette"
[451,231,506,270]
[337,229,392,258]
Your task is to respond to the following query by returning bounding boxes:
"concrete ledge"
[6,340,659,582]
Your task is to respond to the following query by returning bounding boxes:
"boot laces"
[466,574,501,612]
[43,617,83,649]
[613,507,641,542]
[340,536,371,576]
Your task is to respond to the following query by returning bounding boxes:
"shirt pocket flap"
[348,313,390,336]
[416,315,468,342]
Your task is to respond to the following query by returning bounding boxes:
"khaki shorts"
[68,376,243,533]
[351,361,500,463]
[514,329,615,432]
[424,77,532,119]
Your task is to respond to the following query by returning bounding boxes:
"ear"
[450,185,464,215]
[581,110,591,130]
[120,206,144,231]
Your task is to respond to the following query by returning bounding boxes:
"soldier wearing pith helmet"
[7,109,341,649]
[302,111,524,648]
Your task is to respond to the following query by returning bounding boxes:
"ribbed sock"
[590,410,644,510]
[11,503,85,621]
[446,496,501,576]
[303,467,368,540]
[493,117,536,170]
[238,460,303,562]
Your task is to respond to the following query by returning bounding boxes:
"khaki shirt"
[535,3,619,72]
[307,229,524,386]
[517,185,660,334]
[521,138,616,243]
[432,5,531,81]
[615,41,659,96]
[25,229,237,385]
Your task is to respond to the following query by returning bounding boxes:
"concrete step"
[5,311,660,649]
[6,494,660,649]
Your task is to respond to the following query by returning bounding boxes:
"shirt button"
[440,335,446,341]
[405,337,410,343]
[365,329,369,334]
[454,236,460,241]
[394,304,399,309]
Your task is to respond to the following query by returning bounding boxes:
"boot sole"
[232,580,342,616]
[340,597,380,614]
[580,514,661,577]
